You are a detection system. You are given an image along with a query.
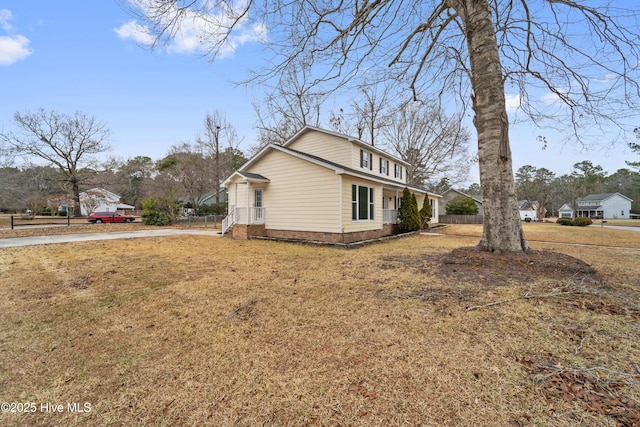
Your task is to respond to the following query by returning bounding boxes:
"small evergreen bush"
[419,195,432,229]
[397,188,421,233]
[574,216,593,226]
[556,217,575,226]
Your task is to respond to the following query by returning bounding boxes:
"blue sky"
[0,1,637,184]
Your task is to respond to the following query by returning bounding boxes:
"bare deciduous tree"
[382,101,471,188]
[253,65,325,151]
[157,143,214,209]
[197,111,243,203]
[122,0,640,252]
[515,165,555,219]
[0,109,111,216]
[330,84,392,146]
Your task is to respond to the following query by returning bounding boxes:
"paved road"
[0,229,220,248]
[595,225,640,232]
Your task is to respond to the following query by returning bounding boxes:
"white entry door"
[253,189,264,222]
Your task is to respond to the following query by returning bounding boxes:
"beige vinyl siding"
[287,131,352,166]
[250,150,341,233]
[342,177,383,233]
[288,129,407,186]
[351,145,407,185]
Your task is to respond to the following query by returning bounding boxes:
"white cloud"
[116,1,267,58]
[0,35,32,65]
[0,9,14,31]
[114,21,155,46]
[0,10,32,66]
[505,93,522,112]
[541,90,564,104]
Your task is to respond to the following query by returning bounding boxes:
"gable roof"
[578,192,633,203]
[224,138,440,197]
[81,188,120,201]
[285,126,411,166]
[442,188,482,204]
[518,200,539,210]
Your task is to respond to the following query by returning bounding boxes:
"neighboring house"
[557,203,574,218]
[79,188,135,215]
[575,192,633,219]
[439,188,483,216]
[221,126,441,243]
[518,200,539,221]
[201,188,228,206]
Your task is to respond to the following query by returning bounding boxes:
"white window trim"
[351,183,375,222]
[394,163,403,179]
[361,150,373,170]
[381,158,390,175]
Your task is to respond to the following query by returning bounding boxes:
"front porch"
[382,209,398,224]
[576,209,604,219]
[221,206,265,235]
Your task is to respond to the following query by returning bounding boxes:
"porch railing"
[382,209,398,224]
[221,207,236,235]
[221,206,266,235]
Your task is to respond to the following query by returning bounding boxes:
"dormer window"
[380,158,389,175]
[394,163,403,179]
[360,149,372,170]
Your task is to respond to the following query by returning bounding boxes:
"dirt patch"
[440,247,599,283]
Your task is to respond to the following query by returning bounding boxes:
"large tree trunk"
[72,181,82,217]
[453,0,528,253]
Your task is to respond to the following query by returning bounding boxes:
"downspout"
[339,175,343,233]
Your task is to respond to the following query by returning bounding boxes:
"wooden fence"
[438,215,484,224]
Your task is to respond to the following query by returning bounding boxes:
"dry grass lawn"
[0,223,639,426]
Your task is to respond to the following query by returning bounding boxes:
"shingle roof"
[579,193,616,202]
[237,171,269,181]
[276,145,432,194]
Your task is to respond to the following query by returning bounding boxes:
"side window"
[380,158,389,175]
[360,150,372,170]
[351,184,375,221]
[394,164,403,179]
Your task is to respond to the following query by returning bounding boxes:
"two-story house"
[575,192,633,219]
[221,126,440,243]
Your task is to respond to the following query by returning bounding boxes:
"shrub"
[397,187,421,233]
[197,202,227,215]
[446,196,479,215]
[37,207,53,216]
[574,216,593,226]
[142,198,177,226]
[419,195,432,229]
[57,210,68,217]
[556,217,575,226]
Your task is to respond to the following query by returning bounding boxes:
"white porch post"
[246,181,251,223]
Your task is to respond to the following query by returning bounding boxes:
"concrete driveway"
[0,229,220,248]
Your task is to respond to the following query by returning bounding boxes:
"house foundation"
[228,224,396,244]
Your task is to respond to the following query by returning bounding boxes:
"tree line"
[514,161,640,217]
[1,92,474,216]
[0,109,248,215]
[2,106,638,219]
